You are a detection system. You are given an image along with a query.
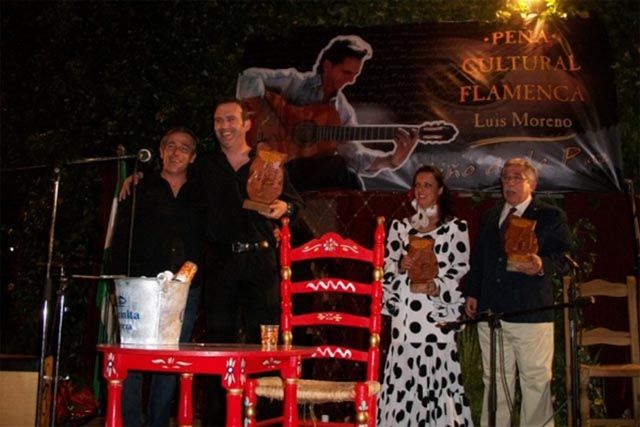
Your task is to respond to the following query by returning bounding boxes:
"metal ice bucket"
[114,276,190,345]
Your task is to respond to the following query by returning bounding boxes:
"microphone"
[564,253,580,269]
[137,148,153,163]
[62,148,153,166]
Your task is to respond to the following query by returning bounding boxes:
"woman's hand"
[410,279,439,296]
[424,279,439,296]
[399,253,414,272]
[465,297,478,319]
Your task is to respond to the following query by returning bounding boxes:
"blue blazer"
[466,197,572,322]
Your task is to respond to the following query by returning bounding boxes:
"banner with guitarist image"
[237,14,622,193]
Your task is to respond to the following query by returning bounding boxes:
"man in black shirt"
[111,127,204,427]
[201,100,302,344]
[200,100,302,425]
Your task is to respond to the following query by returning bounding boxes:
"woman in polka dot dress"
[378,165,474,427]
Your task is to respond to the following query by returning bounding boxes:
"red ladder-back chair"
[244,216,385,427]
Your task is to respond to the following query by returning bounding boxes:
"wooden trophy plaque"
[407,236,439,294]
[243,148,286,214]
[504,216,539,271]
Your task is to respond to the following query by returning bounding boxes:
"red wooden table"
[97,343,312,427]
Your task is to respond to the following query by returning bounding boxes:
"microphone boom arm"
[66,149,152,166]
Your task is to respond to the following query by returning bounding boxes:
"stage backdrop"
[238,14,622,192]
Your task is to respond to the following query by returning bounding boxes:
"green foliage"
[585,0,640,188]
[568,217,597,279]
[457,325,484,424]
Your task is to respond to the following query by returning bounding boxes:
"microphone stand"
[35,166,61,427]
[442,297,592,427]
[487,309,501,427]
[127,157,142,276]
[565,258,581,427]
[4,149,148,427]
[50,267,69,427]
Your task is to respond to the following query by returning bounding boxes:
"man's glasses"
[500,175,527,183]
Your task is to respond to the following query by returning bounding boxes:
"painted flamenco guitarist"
[236,35,458,190]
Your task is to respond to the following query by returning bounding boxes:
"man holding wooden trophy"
[465,158,571,427]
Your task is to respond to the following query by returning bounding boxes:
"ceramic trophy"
[504,216,539,271]
[407,236,439,294]
[243,148,286,214]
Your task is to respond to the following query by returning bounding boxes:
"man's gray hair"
[502,157,538,183]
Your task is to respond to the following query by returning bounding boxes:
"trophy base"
[410,280,436,294]
[506,253,530,272]
[243,199,272,215]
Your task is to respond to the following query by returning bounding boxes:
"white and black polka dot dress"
[378,217,474,427]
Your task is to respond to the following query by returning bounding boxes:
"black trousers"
[201,245,279,426]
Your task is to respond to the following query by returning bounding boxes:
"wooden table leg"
[105,379,123,427]
[226,388,243,427]
[282,355,300,427]
[178,373,194,426]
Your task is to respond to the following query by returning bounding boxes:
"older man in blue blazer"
[465,157,571,427]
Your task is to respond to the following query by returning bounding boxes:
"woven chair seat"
[255,376,381,404]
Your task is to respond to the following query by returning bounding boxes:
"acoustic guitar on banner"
[243,91,459,160]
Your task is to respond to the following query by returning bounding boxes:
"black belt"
[230,240,270,254]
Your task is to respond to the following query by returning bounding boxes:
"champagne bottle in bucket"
[115,262,197,345]
[175,261,197,283]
